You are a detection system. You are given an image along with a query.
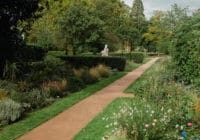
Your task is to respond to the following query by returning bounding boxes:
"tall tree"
[0,0,39,77]
[60,1,104,54]
[131,0,147,46]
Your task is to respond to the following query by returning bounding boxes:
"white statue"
[101,44,109,56]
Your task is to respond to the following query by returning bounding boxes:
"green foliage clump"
[172,13,200,84]
[114,58,200,139]
[132,52,145,63]
[10,89,50,110]
[0,99,23,126]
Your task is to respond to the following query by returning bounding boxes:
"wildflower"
[180,125,184,130]
[175,124,179,129]
[187,122,192,127]
[145,124,149,128]
[153,119,157,123]
[152,122,156,126]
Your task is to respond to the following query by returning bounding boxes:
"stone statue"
[101,44,109,56]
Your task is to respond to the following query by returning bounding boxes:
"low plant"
[0,99,23,126]
[42,80,68,97]
[131,52,145,63]
[10,89,50,110]
[0,89,8,100]
[89,67,101,82]
[96,64,111,78]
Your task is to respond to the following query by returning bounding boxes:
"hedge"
[132,52,145,63]
[110,52,145,63]
[60,56,126,71]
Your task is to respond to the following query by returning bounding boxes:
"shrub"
[73,68,85,79]
[10,89,50,110]
[0,89,8,100]
[132,52,145,63]
[42,80,68,97]
[172,13,200,84]
[89,67,101,82]
[17,81,31,92]
[60,56,126,71]
[0,99,23,126]
[67,77,85,92]
[96,64,111,78]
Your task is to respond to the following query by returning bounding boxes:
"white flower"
[152,123,156,126]
[153,119,157,123]
[180,125,184,130]
[145,124,149,128]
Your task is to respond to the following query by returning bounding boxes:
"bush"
[96,64,111,78]
[0,89,8,100]
[0,99,23,126]
[67,77,85,92]
[41,80,68,97]
[10,89,50,110]
[89,67,101,82]
[172,13,200,84]
[132,52,145,63]
[60,56,126,71]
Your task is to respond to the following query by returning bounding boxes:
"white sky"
[123,0,200,19]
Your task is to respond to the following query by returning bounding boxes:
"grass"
[124,57,151,72]
[0,73,125,140]
[73,98,132,140]
[124,58,160,93]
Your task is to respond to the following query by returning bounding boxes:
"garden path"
[18,57,159,140]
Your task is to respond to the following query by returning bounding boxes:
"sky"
[124,0,200,19]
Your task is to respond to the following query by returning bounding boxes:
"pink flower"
[187,122,192,127]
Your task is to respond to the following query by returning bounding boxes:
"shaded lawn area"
[0,73,125,140]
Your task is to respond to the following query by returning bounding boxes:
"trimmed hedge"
[110,52,145,63]
[132,52,145,63]
[60,56,126,71]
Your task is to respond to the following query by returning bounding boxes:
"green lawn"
[74,98,131,140]
[0,73,125,140]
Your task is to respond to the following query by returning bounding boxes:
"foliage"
[124,58,200,139]
[131,0,147,46]
[132,52,145,63]
[42,80,68,97]
[172,12,200,84]
[0,0,39,77]
[0,89,8,101]
[61,56,126,71]
[60,1,104,54]
[3,62,19,81]
[96,65,111,78]
[10,89,50,110]
[0,99,23,126]
[143,5,188,53]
